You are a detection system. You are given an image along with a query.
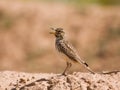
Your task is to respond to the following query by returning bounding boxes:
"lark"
[50,27,95,75]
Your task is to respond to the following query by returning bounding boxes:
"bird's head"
[50,27,65,38]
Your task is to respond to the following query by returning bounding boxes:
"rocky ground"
[0,71,120,90]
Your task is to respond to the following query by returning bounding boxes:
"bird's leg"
[67,62,72,72]
[62,62,72,75]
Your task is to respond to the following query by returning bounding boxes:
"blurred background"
[0,0,120,73]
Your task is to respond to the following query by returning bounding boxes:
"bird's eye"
[58,31,62,33]
[61,31,64,33]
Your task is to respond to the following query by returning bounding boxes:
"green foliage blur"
[98,0,120,5]
[30,0,120,5]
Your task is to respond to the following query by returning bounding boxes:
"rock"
[0,71,120,90]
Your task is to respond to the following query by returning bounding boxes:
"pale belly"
[57,51,77,64]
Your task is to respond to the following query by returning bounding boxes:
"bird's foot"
[56,72,67,77]
[62,72,67,76]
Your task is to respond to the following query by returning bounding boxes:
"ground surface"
[0,71,120,90]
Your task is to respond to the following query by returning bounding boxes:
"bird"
[50,27,95,75]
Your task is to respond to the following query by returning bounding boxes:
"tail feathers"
[77,58,95,74]
[84,62,89,67]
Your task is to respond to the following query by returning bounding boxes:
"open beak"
[49,31,55,34]
[49,27,55,34]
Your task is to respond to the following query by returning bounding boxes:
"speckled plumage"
[51,28,95,75]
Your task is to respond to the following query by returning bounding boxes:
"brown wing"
[56,39,95,74]
[56,40,80,62]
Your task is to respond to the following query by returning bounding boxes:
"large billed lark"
[50,27,95,75]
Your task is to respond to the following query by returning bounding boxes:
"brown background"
[0,0,120,73]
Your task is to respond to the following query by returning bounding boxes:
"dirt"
[0,71,119,90]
